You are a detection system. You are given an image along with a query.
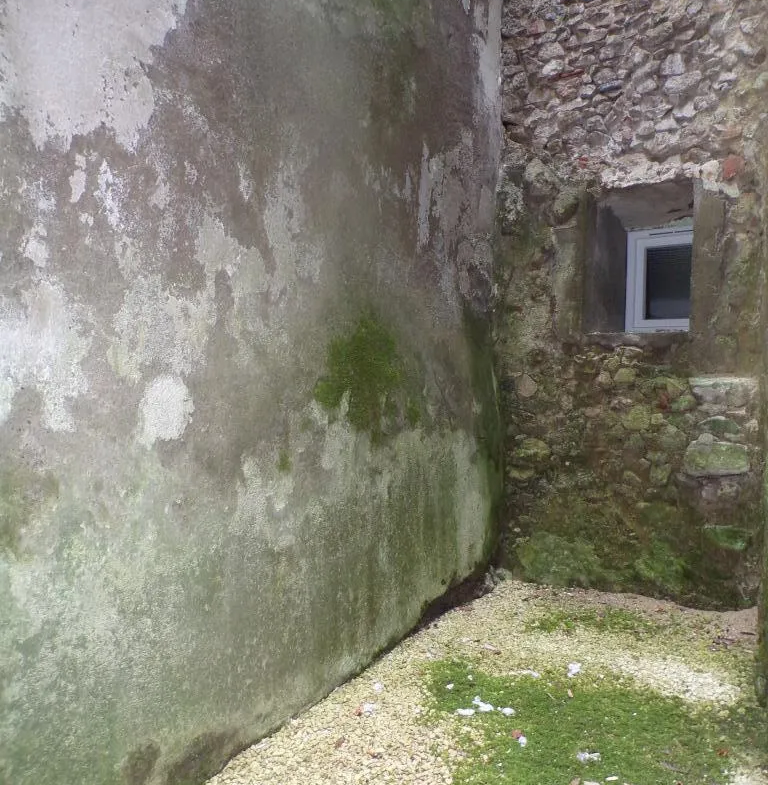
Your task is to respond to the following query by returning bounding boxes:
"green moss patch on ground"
[426,659,760,785]
[524,605,660,637]
[206,580,766,785]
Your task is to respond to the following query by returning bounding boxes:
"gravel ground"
[207,580,763,785]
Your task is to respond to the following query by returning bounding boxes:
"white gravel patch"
[206,580,758,785]
[730,769,768,785]
[207,646,459,785]
[609,653,741,704]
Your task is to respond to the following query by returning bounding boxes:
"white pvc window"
[625,226,692,332]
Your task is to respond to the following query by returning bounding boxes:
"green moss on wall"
[516,531,608,588]
[633,540,686,595]
[314,315,405,441]
[370,0,421,27]
[506,474,756,607]
[277,449,292,473]
[497,327,762,608]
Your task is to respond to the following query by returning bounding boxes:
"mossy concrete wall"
[0,1,502,783]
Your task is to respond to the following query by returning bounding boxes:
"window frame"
[625,226,693,333]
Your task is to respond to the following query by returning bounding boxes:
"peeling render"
[138,375,194,447]
[0,0,187,150]
[0,1,501,783]
[0,281,90,431]
[109,275,215,381]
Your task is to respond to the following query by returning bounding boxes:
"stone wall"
[496,0,768,609]
[506,341,762,605]
[502,0,766,186]
[0,2,502,783]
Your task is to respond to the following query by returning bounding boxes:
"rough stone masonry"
[495,0,768,701]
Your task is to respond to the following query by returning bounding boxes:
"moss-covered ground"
[523,604,659,636]
[207,580,767,785]
[426,661,762,785]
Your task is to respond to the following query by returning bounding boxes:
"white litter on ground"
[206,580,759,785]
[567,662,582,678]
[471,696,494,713]
[513,669,541,679]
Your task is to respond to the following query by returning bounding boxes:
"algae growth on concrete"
[313,316,411,441]
[0,0,502,782]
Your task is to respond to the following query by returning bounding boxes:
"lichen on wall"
[0,281,91,431]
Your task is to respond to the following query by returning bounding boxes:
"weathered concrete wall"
[495,0,768,608]
[0,1,502,783]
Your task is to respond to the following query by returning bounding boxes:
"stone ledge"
[689,376,759,408]
[580,331,691,350]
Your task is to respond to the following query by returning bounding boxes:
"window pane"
[645,244,691,319]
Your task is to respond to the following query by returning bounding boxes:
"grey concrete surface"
[0,1,502,782]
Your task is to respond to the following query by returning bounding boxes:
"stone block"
[524,154,558,191]
[660,53,686,76]
[663,70,702,94]
[722,154,745,180]
[683,440,750,477]
[658,425,688,452]
[700,416,741,438]
[650,463,672,486]
[613,367,637,385]
[552,188,581,224]
[516,373,539,398]
[704,525,750,552]
[622,405,652,431]
[670,394,697,413]
[513,438,552,466]
[689,377,758,408]
[539,41,566,59]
